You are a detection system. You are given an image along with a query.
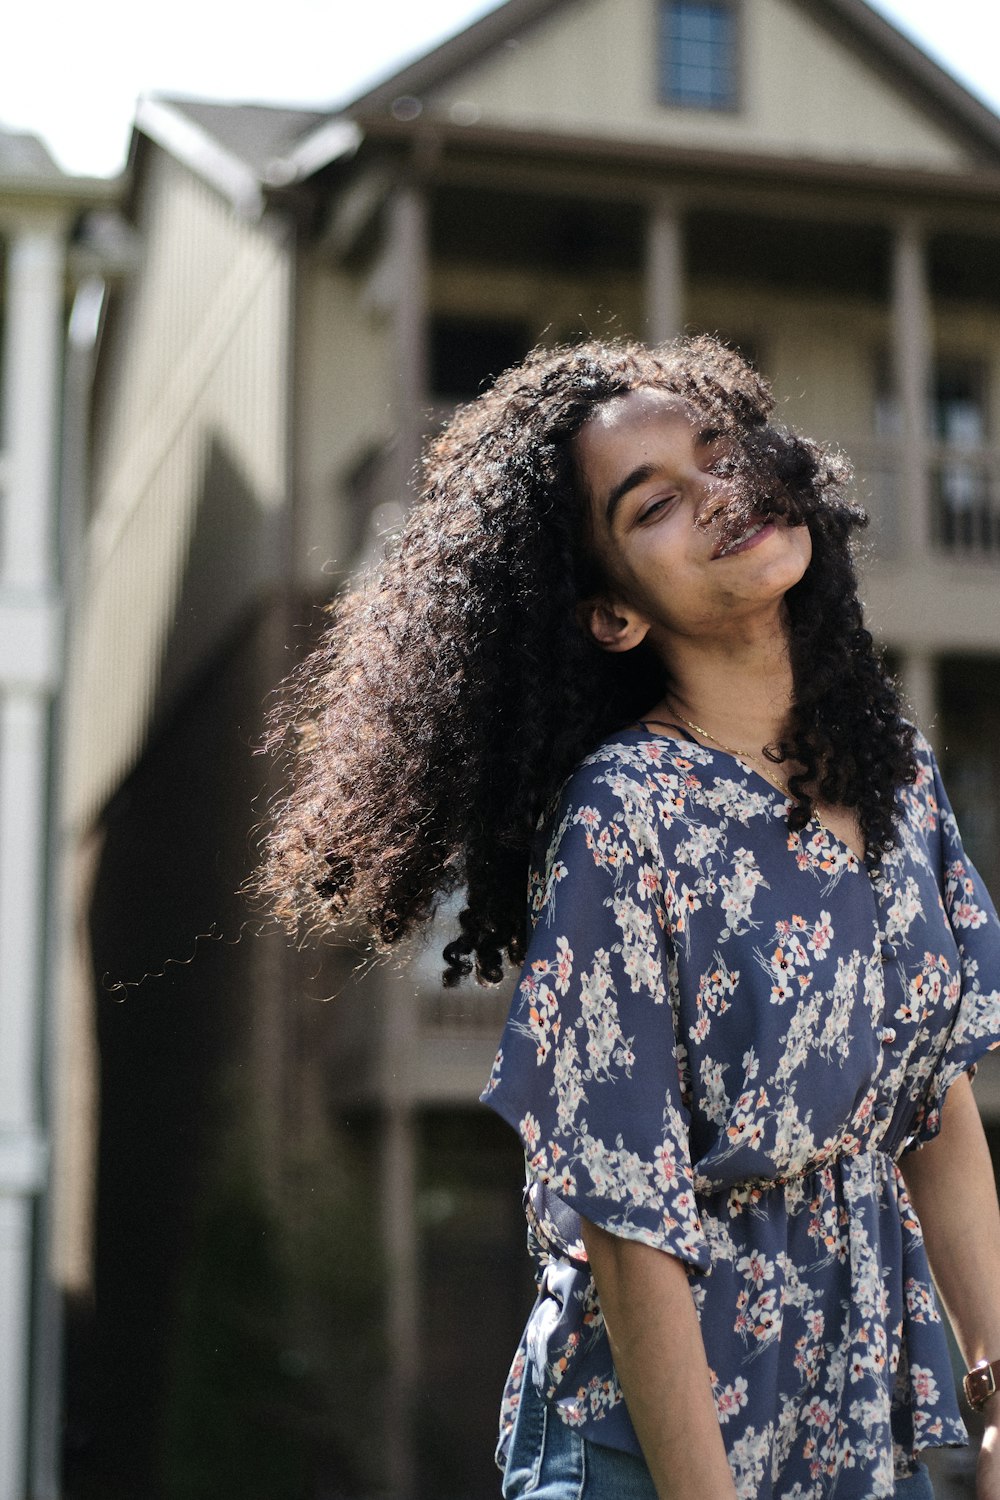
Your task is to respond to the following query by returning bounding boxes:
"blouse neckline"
[622,722,870,875]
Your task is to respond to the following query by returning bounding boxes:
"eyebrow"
[604,463,658,527]
[602,426,723,527]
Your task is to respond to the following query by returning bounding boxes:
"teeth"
[718,521,764,557]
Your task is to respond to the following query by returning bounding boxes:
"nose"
[693,474,735,531]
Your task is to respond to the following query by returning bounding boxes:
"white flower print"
[719,848,767,937]
[554,934,574,994]
[538,858,569,916]
[736,1250,774,1291]
[520,1111,541,1152]
[675,823,727,867]
[700,1056,730,1125]
[884,876,923,945]
[716,1375,750,1423]
[767,943,798,1005]
[521,977,560,1063]
[946,863,990,932]
[578,950,634,1080]
[910,1365,939,1406]
[809,911,834,957]
[483,731,1000,1496]
[553,1032,585,1132]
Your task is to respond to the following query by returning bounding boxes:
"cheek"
[587,520,655,604]
[794,525,814,572]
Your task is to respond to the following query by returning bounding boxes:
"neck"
[653,622,795,752]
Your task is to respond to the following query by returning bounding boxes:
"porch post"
[899,649,938,748]
[388,183,430,505]
[380,979,420,1500]
[891,217,933,560]
[0,220,65,1500]
[378,186,427,1495]
[645,195,684,345]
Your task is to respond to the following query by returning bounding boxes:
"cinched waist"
[693,1140,897,1198]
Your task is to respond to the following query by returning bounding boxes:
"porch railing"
[849,441,1000,560]
[931,446,1000,554]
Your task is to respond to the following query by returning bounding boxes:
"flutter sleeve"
[908,747,1000,1146]
[481,758,709,1270]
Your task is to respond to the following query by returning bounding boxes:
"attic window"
[659,0,739,110]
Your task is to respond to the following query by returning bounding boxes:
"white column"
[30,273,106,1500]
[0,700,55,1500]
[900,649,938,747]
[645,196,684,345]
[388,184,429,505]
[380,982,419,1500]
[1,226,64,590]
[0,693,50,1128]
[373,183,427,1497]
[891,217,933,561]
[0,218,65,1500]
[0,1193,35,1500]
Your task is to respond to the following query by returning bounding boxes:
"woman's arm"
[899,1072,1000,1499]
[580,1218,737,1500]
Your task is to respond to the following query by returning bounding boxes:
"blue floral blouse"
[482,728,1000,1500]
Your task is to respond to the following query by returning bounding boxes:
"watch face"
[965,1362,997,1410]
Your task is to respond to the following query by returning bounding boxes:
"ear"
[577,596,651,654]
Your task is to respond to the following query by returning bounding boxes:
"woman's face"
[573,387,812,655]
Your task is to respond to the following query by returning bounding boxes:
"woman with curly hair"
[260,337,1000,1499]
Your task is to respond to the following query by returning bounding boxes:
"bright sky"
[3,0,999,179]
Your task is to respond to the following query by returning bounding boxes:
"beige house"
[66,1,1000,1495]
[0,128,115,1500]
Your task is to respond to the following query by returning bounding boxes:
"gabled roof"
[343,0,560,115]
[343,0,1000,168]
[152,99,330,181]
[131,0,1000,215]
[0,125,65,180]
[803,0,1000,162]
[134,96,361,216]
[0,123,119,202]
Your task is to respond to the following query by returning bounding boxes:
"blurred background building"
[0,128,115,1500]
[14,0,1000,1496]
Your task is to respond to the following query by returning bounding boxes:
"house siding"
[426,0,974,170]
[68,149,293,831]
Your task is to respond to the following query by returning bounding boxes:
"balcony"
[931,446,1000,554]
[850,439,1000,563]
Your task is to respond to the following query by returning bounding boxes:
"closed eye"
[637,495,677,523]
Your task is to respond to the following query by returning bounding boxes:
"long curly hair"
[257,336,916,984]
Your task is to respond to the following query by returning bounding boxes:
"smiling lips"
[713,518,775,559]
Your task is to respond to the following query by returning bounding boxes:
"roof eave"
[816,0,1000,164]
[135,95,267,218]
[261,118,363,187]
[0,173,120,205]
[354,114,1000,205]
[133,96,363,214]
[343,0,564,114]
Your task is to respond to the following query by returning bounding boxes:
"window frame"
[656,0,742,114]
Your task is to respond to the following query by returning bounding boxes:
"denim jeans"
[501,1371,936,1499]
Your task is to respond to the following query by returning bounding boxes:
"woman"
[260,337,1000,1499]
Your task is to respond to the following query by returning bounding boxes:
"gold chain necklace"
[654,707,791,798]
